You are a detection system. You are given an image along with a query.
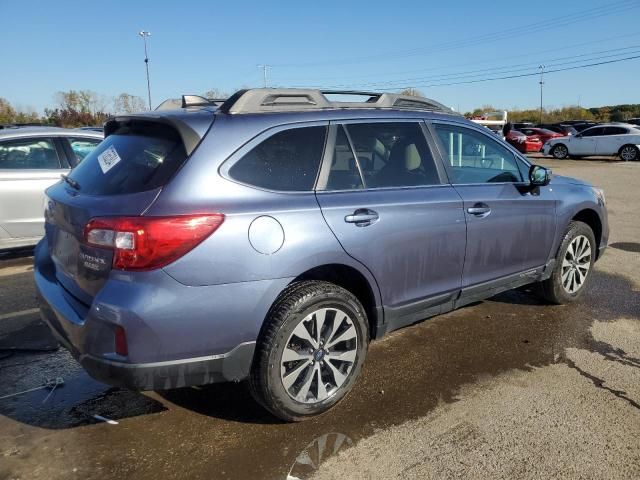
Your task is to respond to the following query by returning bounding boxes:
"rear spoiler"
[104,112,214,156]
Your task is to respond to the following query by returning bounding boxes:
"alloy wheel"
[553,145,568,159]
[620,146,638,161]
[561,235,592,294]
[280,307,358,404]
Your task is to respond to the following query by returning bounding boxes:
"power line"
[272,0,638,68]
[284,31,640,84]
[374,54,640,91]
[291,45,640,90]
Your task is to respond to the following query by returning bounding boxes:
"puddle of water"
[0,351,165,429]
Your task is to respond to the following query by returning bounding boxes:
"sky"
[1,0,639,114]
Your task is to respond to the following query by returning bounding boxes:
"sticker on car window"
[97,145,121,173]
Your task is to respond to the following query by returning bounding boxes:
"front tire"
[538,221,596,304]
[619,144,639,161]
[551,144,569,159]
[249,281,369,422]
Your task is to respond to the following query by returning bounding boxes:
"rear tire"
[619,144,639,161]
[551,144,569,159]
[249,281,369,422]
[538,221,596,304]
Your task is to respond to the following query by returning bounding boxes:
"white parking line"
[0,308,40,321]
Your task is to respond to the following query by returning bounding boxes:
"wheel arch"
[292,263,383,340]
[572,208,602,258]
[618,143,639,159]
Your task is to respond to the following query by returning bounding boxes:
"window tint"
[433,124,524,184]
[341,122,439,189]
[68,137,102,164]
[581,127,605,137]
[0,138,60,169]
[604,126,627,135]
[326,126,364,190]
[229,126,326,191]
[68,122,187,195]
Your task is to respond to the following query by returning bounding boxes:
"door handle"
[345,209,379,226]
[467,203,491,217]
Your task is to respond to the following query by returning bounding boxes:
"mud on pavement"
[0,159,639,479]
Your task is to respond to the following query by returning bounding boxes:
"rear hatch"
[44,115,212,306]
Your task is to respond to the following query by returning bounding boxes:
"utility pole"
[257,64,271,88]
[538,65,545,124]
[139,31,152,110]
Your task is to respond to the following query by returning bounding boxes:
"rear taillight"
[83,214,224,271]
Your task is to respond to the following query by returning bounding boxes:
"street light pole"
[139,31,152,110]
[539,65,545,124]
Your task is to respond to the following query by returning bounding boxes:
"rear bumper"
[34,238,291,390]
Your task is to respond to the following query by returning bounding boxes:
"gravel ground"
[0,157,638,480]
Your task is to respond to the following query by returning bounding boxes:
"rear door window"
[338,122,440,189]
[604,126,627,135]
[326,126,364,191]
[0,137,61,169]
[228,126,327,191]
[67,123,187,195]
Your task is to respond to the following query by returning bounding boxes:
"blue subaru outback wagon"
[35,89,608,421]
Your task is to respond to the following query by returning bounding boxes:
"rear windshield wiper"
[61,174,81,190]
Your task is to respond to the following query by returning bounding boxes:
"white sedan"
[543,123,640,161]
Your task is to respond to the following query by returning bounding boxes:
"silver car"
[0,126,102,249]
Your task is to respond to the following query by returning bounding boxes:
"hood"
[551,174,592,187]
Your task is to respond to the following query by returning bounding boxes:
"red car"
[518,127,565,145]
[506,129,542,153]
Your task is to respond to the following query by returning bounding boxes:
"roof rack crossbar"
[218,88,458,115]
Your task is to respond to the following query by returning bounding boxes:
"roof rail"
[155,95,227,111]
[218,88,458,115]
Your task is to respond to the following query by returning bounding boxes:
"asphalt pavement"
[0,156,638,479]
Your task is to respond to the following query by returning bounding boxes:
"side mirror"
[529,165,551,186]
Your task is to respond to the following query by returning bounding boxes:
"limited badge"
[97,145,122,173]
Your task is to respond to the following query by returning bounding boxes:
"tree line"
[0,90,150,128]
[465,104,640,123]
[3,88,639,128]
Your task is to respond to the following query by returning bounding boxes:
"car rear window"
[228,126,326,191]
[68,122,187,195]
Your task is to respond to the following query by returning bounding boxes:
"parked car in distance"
[536,123,578,136]
[558,120,599,132]
[626,118,640,126]
[506,129,542,153]
[517,127,565,145]
[512,122,534,130]
[77,126,104,133]
[36,89,608,422]
[543,123,640,160]
[0,126,102,250]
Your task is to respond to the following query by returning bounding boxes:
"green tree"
[0,98,17,124]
